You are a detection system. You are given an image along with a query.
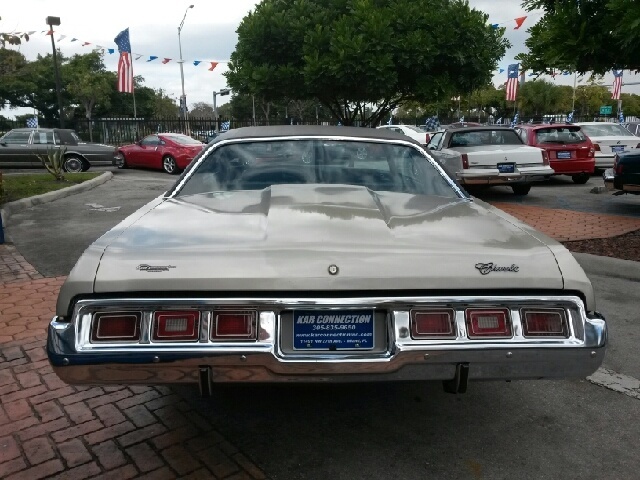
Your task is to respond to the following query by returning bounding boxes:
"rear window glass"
[579,124,634,137]
[177,139,458,198]
[448,129,522,147]
[535,127,586,144]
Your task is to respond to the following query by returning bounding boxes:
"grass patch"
[0,172,101,205]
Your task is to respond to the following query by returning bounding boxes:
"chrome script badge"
[475,263,519,275]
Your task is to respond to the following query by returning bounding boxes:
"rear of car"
[603,151,640,194]
[575,122,640,169]
[162,134,205,169]
[520,124,595,184]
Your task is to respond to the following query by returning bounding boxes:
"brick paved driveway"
[0,269,266,479]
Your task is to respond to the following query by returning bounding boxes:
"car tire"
[162,155,179,174]
[116,152,128,169]
[511,184,531,195]
[571,173,590,184]
[63,155,88,173]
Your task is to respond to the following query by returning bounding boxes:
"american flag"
[611,69,623,100]
[114,28,133,93]
[506,63,519,101]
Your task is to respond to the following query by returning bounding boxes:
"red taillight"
[594,143,601,152]
[212,311,256,340]
[588,147,595,158]
[614,155,623,174]
[521,309,568,337]
[153,311,200,341]
[541,150,550,165]
[466,309,512,338]
[411,309,456,338]
[425,133,431,144]
[91,313,141,342]
[461,153,469,169]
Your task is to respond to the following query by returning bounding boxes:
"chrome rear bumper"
[47,295,607,388]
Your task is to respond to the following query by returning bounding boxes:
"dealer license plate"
[293,309,375,350]
[497,162,515,173]
[611,145,626,153]
[557,151,571,159]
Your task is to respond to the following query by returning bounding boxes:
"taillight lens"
[212,311,256,340]
[411,309,456,338]
[425,133,431,144]
[461,153,469,169]
[541,150,550,165]
[91,312,141,342]
[153,311,200,341]
[588,147,595,157]
[521,309,568,337]
[614,155,623,174]
[466,309,512,338]
[594,143,601,151]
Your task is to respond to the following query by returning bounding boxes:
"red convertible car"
[115,133,205,174]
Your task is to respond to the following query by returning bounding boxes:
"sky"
[1,0,638,119]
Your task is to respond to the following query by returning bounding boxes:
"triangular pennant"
[57,35,66,42]
[27,31,36,35]
[108,48,115,54]
[514,16,527,29]
[45,30,53,36]
[162,58,171,64]
[70,38,78,42]
[82,42,91,46]
[135,55,142,60]
[147,56,158,62]
[491,23,499,29]
[193,60,201,66]
[208,61,218,71]
[499,68,505,74]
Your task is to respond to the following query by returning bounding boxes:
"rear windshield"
[579,124,634,137]
[177,139,458,198]
[448,129,522,147]
[535,127,586,144]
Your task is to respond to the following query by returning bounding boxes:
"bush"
[36,146,67,181]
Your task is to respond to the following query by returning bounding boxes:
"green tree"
[226,0,509,126]
[65,51,113,120]
[517,0,640,74]
[517,80,564,117]
[189,101,214,118]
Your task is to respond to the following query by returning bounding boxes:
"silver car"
[47,126,606,396]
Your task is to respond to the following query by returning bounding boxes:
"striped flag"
[114,28,134,93]
[506,63,519,101]
[611,69,623,100]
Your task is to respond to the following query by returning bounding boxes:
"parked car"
[623,122,640,137]
[47,125,606,396]
[376,124,430,145]
[0,128,117,172]
[573,122,640,170]
[115,133,205,174]
[514,123,595,184]
[426,126,554,195]
[603,151,640,195]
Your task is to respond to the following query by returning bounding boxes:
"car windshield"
[448,129,522,147]
[579,124,634,137]
[166,135,203,145]
[535,126,587,144]
[176,139,458,198]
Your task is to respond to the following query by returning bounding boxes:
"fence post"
[0,171,5,244]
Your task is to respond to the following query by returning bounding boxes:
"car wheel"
[162,155,179,174]
[571,173,590,184]
[63,155,87,173]
[511,184,531,195]
[116,152,128,169]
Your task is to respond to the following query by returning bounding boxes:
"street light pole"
[177,5,194,120]
[46,16,64,128]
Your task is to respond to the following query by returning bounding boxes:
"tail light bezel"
[410,309,457,339]
[461,153,469,169]
[91,312,142,343]
[520,308,570,338]
[465,308,512,338]
[152,310,201,342]
[211,309,258,341]
[541,150,550,165]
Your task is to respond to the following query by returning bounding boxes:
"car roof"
[445,125,515,133]
[519,123,581,129]
[209,125,421,144]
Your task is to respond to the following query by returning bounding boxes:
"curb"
[0,171,113,227]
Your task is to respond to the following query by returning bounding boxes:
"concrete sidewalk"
[1,203,639,479]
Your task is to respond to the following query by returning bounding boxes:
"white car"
[574,122,640,169]
[426,126,554,195]
[377,124,430,145]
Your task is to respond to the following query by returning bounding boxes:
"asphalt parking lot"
[1,167,639,480]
